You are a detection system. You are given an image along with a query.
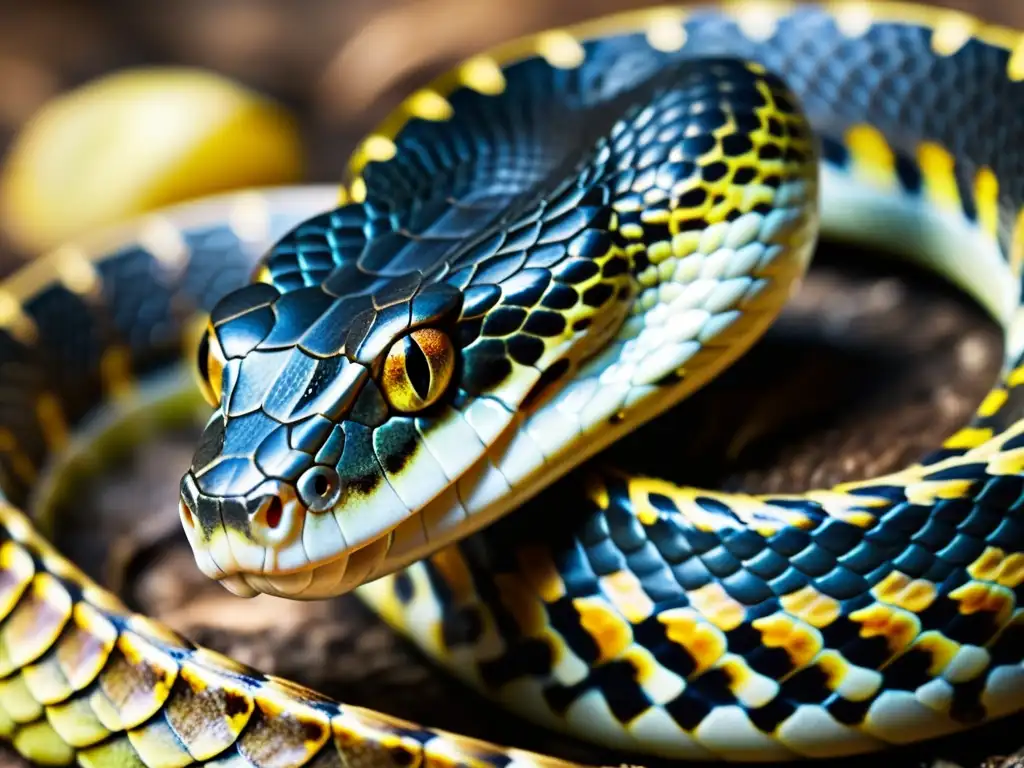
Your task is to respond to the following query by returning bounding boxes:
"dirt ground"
[1,1,1024,767]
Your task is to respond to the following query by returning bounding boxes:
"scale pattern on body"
[0,2,1023,765]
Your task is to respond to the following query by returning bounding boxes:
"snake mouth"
[178,492,396,600]
[178,462,417,599]
[215,536,393,600]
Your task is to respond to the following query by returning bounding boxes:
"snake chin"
[208,530,394,601]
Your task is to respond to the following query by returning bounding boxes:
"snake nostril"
[265,497,283,529]
[179,498,195,529]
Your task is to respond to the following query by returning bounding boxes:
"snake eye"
[381,328,455,413]
[196,324,226,408]
[297,466,341,513]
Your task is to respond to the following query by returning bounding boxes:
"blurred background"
[0,1,1023,767]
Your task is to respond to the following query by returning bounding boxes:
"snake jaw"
[218,573,261,598]
[206,532,395,601]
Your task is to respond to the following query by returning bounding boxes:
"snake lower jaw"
[218,573,261,598]
[202,529,395,601]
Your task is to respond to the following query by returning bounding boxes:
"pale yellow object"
[0,68,304,255]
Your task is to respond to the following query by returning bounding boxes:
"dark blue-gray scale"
[177,225,264,315]
[96,243,182,361]
[20,284,116,427]
[679,8,1024,255]
[96,226,256,375]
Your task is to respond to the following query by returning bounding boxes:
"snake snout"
[178,467,308,580]
[178,470,391,600]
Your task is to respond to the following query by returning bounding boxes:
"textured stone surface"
[0,1,1023,767]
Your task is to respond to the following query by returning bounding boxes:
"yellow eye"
[196,324,226,408]
[381,328,455,413]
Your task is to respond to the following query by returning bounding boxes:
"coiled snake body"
[2,2,1024,764]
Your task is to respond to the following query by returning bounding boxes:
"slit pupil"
[197,333,210,381]
[265,497,283,529]
[405,336,433,401]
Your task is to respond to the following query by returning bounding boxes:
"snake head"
[176,191,647,600]
[179,56,818,600]
[177,266,483,599]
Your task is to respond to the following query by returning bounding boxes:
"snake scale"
[2,0,1024,764]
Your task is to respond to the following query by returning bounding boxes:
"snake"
[2,0,1024,764]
